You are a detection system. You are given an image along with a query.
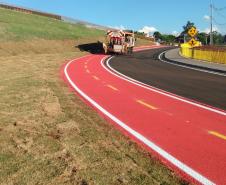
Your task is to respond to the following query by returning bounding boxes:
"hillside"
[0,7,104,41]
[0,7,187,185]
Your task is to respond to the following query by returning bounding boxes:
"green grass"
[0,7,104,41]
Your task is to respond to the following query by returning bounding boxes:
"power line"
[213,6,226,11]
[213,7,226,20]
[213,18,226,26]
[210,2,226,36]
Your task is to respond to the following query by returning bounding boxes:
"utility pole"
[210,0,214,45]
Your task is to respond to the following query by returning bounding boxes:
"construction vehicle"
[103,30,135,54]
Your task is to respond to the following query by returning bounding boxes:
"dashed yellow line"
[86,69,90,73]
[92,76,100,80]
[107,85,118,91]
[136,100,158,110]
[84,65,88,69]
[208,131,226,141]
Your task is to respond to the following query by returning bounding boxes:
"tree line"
[135,21,226,45]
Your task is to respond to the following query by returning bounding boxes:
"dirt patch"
[43,101,62,117]
[0,86,5,91]
[57,120,81,134]
[11,135,34,152]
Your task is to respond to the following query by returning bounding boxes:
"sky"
[1,0,226,35]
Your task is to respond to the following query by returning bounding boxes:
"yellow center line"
[86,69,90,73]
[208,131,226,141]
[107,85,118,91]
[92,76,100,80]
[136,100,158,110]
[84,65,88,69]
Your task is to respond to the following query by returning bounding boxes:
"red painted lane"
[63,48,226,185]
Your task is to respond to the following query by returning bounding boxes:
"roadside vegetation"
[0,8,104,41]
[0,7,188,185]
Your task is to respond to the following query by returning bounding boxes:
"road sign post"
[187,27,198,47]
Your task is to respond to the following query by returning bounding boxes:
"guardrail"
[180,46,226,64]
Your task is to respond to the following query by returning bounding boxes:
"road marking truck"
[103,30,135,54]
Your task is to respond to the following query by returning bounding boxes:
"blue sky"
[1,0,226,35]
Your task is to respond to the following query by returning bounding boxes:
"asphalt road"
[109,47,226,110]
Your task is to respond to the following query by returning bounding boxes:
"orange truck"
[103,30,135,54]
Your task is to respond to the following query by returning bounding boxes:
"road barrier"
[180,45,226,64]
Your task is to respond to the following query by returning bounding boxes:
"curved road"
[109,47,226,110]
[63,46,226,185]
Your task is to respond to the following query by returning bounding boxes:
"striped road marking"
[208,131,226,141]
[107,85,118,91]
[136,100,158,110]
[93,76,100,80]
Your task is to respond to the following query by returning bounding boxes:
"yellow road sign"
[188,38,198,47]
[188,27,197,37]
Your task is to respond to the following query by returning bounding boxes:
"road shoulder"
[164,48,226,74]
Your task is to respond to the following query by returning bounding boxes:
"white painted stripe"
[158,51,226,77]
[103,57,226,116]
[64,56,215,185]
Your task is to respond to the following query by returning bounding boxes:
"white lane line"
[103,57,226,116]
[158,51,226,77]
[64,56,215,185]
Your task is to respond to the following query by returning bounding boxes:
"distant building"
[175,34,185,44]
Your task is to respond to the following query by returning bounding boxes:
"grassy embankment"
[0,7,188,185]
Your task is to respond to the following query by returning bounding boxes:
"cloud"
[203,15,210,21]
[109,25,126,30]
[138,26,157,34]
[172,31,180,36]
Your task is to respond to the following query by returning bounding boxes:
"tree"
[213,32,224,45]
[153,31,162,41]
[197,32,208,45]
[182,21,195,34]
[179,21,196,43]
[161,34,176,43]
[152,31,176,43]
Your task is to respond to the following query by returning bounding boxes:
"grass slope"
[0,7,188,185]
[0,7,104,41]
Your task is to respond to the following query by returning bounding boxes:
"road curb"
[162,50,226,75]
